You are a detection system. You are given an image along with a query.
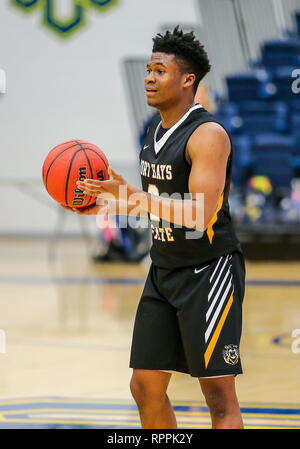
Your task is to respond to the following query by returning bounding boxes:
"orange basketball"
[42,140,109,208]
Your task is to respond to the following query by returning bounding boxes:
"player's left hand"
[76,166,137,201]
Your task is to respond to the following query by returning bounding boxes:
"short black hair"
[152,26,211,94]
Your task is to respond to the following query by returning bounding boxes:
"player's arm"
[72,170,196,224]
[186,122,230,229]
[127,122,230,230]
[73,124,230,229]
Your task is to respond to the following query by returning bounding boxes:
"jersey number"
[148,184,160,222]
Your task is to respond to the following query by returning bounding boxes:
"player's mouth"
[145,87,157,96]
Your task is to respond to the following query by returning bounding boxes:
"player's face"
[145,53,187,109]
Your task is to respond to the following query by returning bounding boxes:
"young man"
[63,27,245,429]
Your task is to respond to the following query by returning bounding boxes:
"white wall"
[0,0,198,235]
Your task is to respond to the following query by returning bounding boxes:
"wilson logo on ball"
[72,166,87,206]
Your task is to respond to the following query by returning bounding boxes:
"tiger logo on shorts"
[223,344,239,365]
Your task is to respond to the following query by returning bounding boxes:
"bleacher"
[214,10,300,232]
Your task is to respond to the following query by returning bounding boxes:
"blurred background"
[1,0,300,259]
[0,0,300,429]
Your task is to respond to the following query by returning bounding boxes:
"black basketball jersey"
[139,104,242,269]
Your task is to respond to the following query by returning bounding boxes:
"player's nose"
[144,71,155,84]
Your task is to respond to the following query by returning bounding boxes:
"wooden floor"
[0,237,299,429]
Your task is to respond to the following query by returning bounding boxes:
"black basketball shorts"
[130,251,245,378]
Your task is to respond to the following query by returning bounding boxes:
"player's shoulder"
[190,117,230,144]
[187,118,231,160]
[192,120,229,140]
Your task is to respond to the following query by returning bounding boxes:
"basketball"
[42,140,109,208]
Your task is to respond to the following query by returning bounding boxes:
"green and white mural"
[11,0,119,37]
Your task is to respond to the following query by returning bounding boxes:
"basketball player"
[63,27,245,429]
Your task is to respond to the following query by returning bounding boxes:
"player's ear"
[183,73,196,89]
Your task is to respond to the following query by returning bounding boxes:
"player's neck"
[159,100,195,129]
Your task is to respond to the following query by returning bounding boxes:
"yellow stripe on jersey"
[204,289,234,368]
[206,194,224,244]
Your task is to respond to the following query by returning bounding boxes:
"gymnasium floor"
[0,236,299,429]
